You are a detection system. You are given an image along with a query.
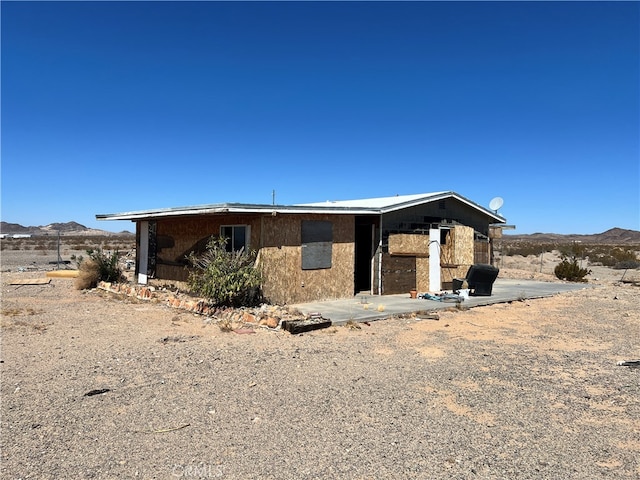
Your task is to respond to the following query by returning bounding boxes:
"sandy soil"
[1,248,639,479]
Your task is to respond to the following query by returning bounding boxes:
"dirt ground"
[1,247,639,479]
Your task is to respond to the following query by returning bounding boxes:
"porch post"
[138,220,149,285]
[377,214,383,295]
[429,228,441,292]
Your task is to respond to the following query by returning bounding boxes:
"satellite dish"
[489,196,504,213]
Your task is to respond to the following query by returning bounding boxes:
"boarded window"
[301,220,333,270]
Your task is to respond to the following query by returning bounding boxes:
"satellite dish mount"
[489,196,504,214]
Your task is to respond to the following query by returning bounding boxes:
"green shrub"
[187,236,263,307]
[588,246,638,267]
[554,255,591,282]
[613,260,640,270]
[75,249,123,289]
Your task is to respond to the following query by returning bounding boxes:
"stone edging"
[97,281,285,328]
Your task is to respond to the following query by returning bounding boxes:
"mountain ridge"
[503,227,640,244]
[1,221,133,236]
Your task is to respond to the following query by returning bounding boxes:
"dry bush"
[75,258,100,290]
[345,319,362,330]
[217,318,234,332]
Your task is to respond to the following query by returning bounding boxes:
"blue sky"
[2,1,638,234]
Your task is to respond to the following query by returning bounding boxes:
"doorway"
[354,217,378,294]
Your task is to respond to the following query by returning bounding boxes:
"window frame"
[220,225,250,252]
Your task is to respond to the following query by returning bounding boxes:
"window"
[301,220,333,269]
[220,225,250,252]
[440,227,450,245]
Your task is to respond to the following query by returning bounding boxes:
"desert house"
[96,191,507,304]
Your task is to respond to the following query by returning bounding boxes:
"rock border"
[96,281,299,329]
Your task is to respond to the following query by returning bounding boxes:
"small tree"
[187,236,262,307]
[554,255,591,282]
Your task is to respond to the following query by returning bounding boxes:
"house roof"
[96,191,506,223]
[297,192,449,210]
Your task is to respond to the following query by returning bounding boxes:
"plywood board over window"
[388,233,430,257]
[301,220,332,270]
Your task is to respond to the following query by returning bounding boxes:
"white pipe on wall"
[378,239,383,295]
[429,228,441,292]
[369,223,375,295]
[138,220,149,285]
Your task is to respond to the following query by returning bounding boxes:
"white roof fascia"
[376,192,506,223]
[297,192,448,210]
[96,203,381,221]
[96,191,506,223]
[438,192,506,224]
[299,191,505,223]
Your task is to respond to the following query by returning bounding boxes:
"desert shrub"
[187,236,262,307]
[75,258,100,290]
[613,260,640,270]
[33,242,48,251]
[88,249,123,282]
[70,254,84,269]
[75,249,123,289]
[558,243,586,259]
[217,318,234,332]
[503,242,557,257]
[554,255,591,282]
[587,246,638,267]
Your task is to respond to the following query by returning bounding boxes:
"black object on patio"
[453,264,500,296]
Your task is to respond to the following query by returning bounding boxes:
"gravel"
[1,249,639,479]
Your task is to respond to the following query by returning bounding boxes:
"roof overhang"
[95,203,382,221]
[299,191,505,223]
[96,191,506,224]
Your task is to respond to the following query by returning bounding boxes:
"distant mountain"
[504,228,640,244]
[0,222,33,234]
[40,221,90,233]
[0,221,133,236]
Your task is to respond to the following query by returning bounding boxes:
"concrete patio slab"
[289,278,591,325]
